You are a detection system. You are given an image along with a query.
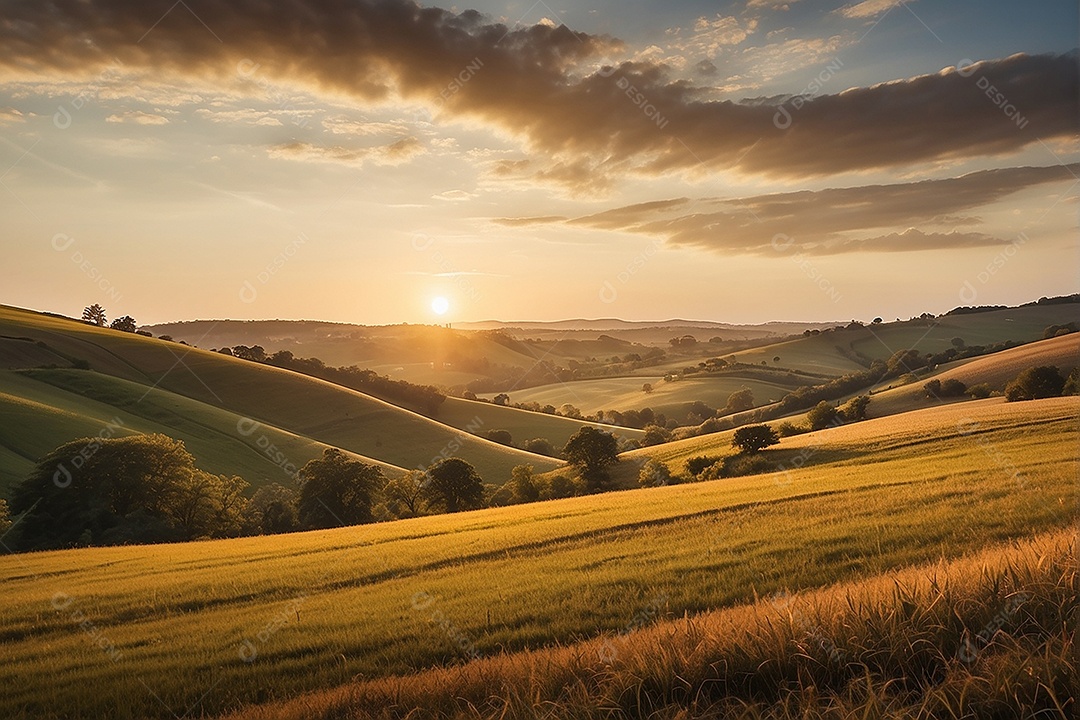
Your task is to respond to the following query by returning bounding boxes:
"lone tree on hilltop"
[732,424,780,454]
[563,426,619,490]
[82,304,107,326]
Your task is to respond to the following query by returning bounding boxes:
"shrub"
[806,401,839,430]
[685,455,724,478]
[967,383,993,399]
[701,454,773,480]
[1005,365,1065,401]
[774,421,808,437]
[732,425,780,454]
[638,458,673,488]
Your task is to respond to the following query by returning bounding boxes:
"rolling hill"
[1,396,1074,719]
[0,306,564,488]
[483,372,803,421]
[0,368,405,496]
[725,302,1079,376]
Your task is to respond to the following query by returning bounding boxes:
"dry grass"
[222,528,1076,720]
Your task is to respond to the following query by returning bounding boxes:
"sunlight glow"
[431,296,449,315]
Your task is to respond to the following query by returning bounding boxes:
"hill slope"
[1,397,1075,719]
[0,368,405,496]
[0,306,562,485]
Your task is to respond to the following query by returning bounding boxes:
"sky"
[1,0,1077,326]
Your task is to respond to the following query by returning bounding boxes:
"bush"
[774,421,808,437]
[1064,367,1079,396]
[967,383,993,399]
[1005,365,1066,401]
[638,458,673,488]
[541,474,581,500]
[940,378,967,397]
[839,394,871,421]
[806,401,839,430]
[701,454,773,480]
[523,438,556,456]
[732,425,779,454]
[685,455,723,478]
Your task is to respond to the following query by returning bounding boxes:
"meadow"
[1,397,1075,719]
[482,374,800,420]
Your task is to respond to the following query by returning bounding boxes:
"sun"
[431,296,450,316]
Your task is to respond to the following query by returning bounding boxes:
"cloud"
[524,163,1080,254]
[746,0,801,9]
[491,215,569,226]
[0,1,1074,190]
[0,107,27,124]
[432,189,477,201]
[322,115,410,136]
[837,0,909,19]
[105,110,169,125]
[269,137,424,166]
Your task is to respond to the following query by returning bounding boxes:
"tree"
[507,465,540,504]
[723,388,755,414]
[382,471,426,518]
[82,304,106,326]
[109,315,137,333]
[297,449,382,529]
[1064,367,1080,396]
[0,499,11,540]
[940,379,967,397]
[732,424,780,454]
[640,424,672,447]
[523,437,556,456]
[9,434,244,550]
[685,455,722,478]
[951,337,966,349]
[773,356,781,364]
[638,458,672,488]
[840,394,871,421]
[806,400,839,430]
[243,483,299,534]
[422,458,485,513]
[171,471,248,539]
[493,393,510,406]
[872,317,883,324]
[486,429,513,446]
[642,382,653,394]
[1005,366,1066,401]
[563,426,619,490]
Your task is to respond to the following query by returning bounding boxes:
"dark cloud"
[0,1,1075,187]
[523,163,1079,254]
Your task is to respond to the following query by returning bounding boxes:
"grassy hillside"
[865,331,1080,419]
[221,528,1076,720]
[728,303,1078,375]
[0,368,405,497]
[1,397,1074,719]
[620,395,1076,483]
[438,396,643,449]
[483,373,800,419]
[0,306,562,484]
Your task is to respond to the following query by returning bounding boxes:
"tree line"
[220,345,446,416]
[3,425,625,552]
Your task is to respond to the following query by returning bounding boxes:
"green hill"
[0,368,404,496]
[0,306,563,488]
[726,303,1078,376]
